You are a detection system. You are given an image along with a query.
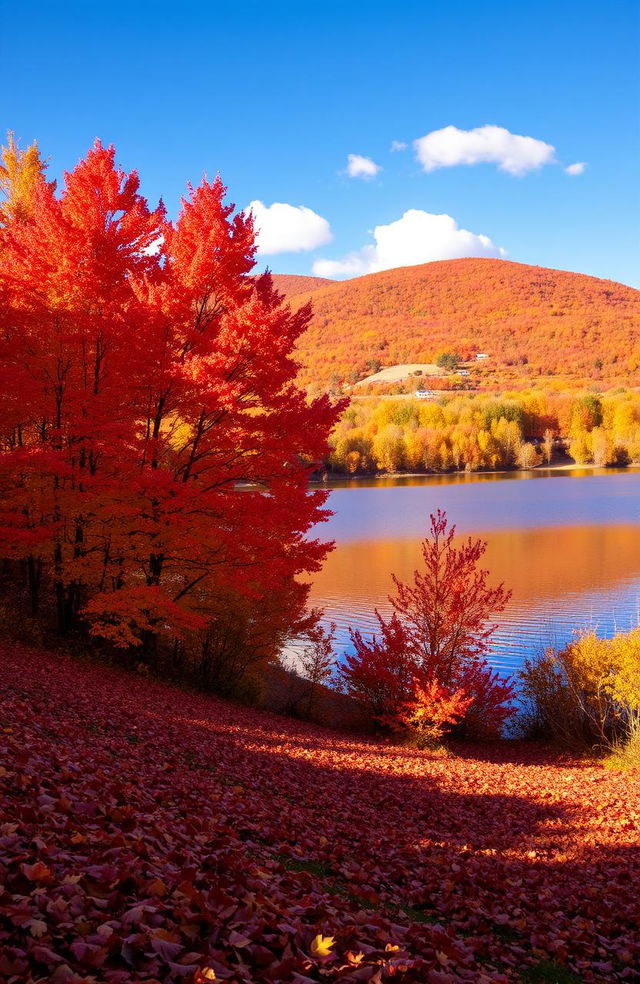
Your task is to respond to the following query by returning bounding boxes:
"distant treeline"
[327,389,640,474]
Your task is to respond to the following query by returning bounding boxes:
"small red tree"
[397,674,473,747]
[341,511,515,741]
[391,509,510,684]
[456,660,516,738]
[342,612,414,724]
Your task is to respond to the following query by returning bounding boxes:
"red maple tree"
[0,140,341,670]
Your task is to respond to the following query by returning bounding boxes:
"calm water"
[308,469,640,676]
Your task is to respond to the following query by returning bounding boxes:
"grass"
[520,959,582,983]
[393,903,440,925]
[604,732,640,773]
[279,855,332,878]
[278,855,380,911]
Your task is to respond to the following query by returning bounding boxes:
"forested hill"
[270,273,335,298]
[282,258,640,390]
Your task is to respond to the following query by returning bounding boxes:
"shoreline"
[313,461,640,484]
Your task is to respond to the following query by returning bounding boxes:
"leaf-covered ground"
[1,646,639,983]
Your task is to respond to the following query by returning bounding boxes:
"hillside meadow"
[276,260,640,393]
[271,274,335,298]
[1,644,639,984]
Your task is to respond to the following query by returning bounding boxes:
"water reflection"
[317,466,623,490]
[309,472,640,674]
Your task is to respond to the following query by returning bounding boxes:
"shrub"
[282,623,337,719]
[518,649,586,747]
[456,659,517,739]
[341,613,414,724]
[397,675,472,748]
[519,629,640,751]
[176,581,315,698]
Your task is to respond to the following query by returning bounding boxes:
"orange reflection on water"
[309,524,640,614]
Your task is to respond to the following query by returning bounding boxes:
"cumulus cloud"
[390,140,407,152]
[414,124,556,176]
[247,200,332,255]
[143,235,164,256]
[565,161,587,176]
[312,209,505,279]
[346,154,382,179]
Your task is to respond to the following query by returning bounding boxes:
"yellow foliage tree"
[568,430,591,465]
[0,132,47,222]
[517,441,541,470]
[521,628,640,752]
[562,630,640,746]
[327,389,640,476]
[372,423,405,472]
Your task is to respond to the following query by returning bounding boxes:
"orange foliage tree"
[0,132,47,223]
[0,138,341,674]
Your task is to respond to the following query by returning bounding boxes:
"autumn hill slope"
[1,646,639,984]
[276,259,640,391]
[270,274,335,298]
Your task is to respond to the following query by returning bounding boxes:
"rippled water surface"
[308,469,640,674]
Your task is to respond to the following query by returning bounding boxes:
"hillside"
[288,259,640,390]
[1,644,639,982]
[271,273,335,298]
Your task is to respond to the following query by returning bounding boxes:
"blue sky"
[2,0,639,286]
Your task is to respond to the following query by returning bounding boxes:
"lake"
[308,469,640,676]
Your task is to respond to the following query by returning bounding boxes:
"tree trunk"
[27,555,42,616]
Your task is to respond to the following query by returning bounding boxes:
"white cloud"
[390,140,407,152]
[414,124,556,176]
[346,154,382,179]
[143,235,164,256]
[565,161,587,176]
[247,200,332,255]
[312,209,505,279]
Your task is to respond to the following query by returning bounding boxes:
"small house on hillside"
[415,389,436,400]
[475,352,489,360]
